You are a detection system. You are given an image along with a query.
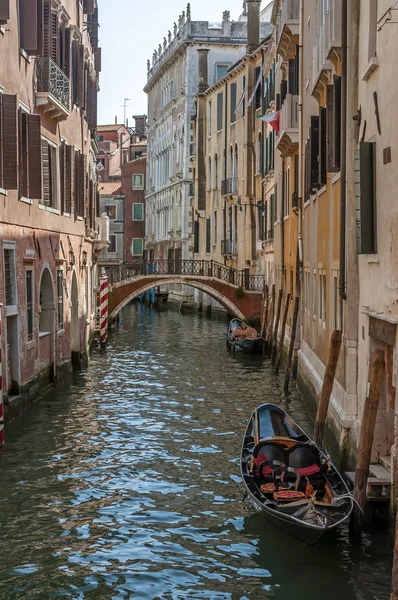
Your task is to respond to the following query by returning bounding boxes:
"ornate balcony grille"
[36,57,70,112]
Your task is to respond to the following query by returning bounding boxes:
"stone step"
[345,464,392,503]
[379,455,392,473]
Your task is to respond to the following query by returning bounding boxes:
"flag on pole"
[255,111,280,132]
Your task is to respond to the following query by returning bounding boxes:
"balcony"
[275,0,300,61]
[93,213,110,262]
[221,177,238,196]
[35,57,70,120]
[221,239,237,257]
[276,94,299,157]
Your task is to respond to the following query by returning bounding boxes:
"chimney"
[133,115,147,137]
[197,49,210,94]
[115,115,117,124]
[246,0,261,54]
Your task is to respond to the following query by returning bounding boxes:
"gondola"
[228,318,264,354]
[241,403,354,545]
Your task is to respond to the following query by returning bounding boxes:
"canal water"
[0,305,392,599]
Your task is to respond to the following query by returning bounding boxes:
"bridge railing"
[105,260,265,291]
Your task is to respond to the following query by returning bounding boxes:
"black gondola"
[241,404,354,545]
[228,318,264,354]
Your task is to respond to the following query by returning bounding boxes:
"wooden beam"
[349,349,385,536]
[313,329,342,446]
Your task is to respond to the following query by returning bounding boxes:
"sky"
[97,0,246,126]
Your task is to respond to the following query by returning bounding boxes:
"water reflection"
[0,304,392,599]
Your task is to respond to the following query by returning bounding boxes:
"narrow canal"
[0,305,392,599]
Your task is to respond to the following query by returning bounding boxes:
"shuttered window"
[132,239,143,256]
[194,220,200,253]
[288,50,299,96]
[254,66,262,110]
[19,0,40,54]
[41,139,57,207]
[0,0,9,24]
[26,269,34,341]
[217,92,223,131]
[310,116,320,192]
[83,0,95,15]
[0,94,18,190]
[206,218,211,253]
[356,142,377,254]
[318,106,326,187]
[269,192,275,239]
[19,110,42,199]
[332,75,341,170]
[230,82,237,123]
[292,154,299,209]
[132,203,144,221]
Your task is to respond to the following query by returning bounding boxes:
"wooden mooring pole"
[313,330,342,446]
[271,290,283,365]
[260,285,269,338]
[284,296,300,392]
[349,349,385,537]
[392,512,398,600]
[266,285,275,356]
[275,293,290,376]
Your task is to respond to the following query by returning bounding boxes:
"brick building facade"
[0,0,105,419]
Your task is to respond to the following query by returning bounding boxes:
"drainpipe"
[281,156,285,292]
[339,0,347,301]
[224,81,228,260]
[296,0,304,299]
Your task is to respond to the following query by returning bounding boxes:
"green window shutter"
[133,203,144,220]
[132,239,143,256]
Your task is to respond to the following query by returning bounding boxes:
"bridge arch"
[109,277,248,321]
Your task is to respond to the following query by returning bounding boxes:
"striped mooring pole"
[99,274,109,349]
[0,304,4,445]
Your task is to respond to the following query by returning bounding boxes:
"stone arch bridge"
[104,260,265,323]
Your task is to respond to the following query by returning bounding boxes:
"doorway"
[71,271,81,371]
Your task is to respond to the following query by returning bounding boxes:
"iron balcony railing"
[221,239,237,256]
[105,259,265,291]
[36,57,70,111]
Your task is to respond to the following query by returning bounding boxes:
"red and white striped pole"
[99,274,109,349]
[0,304,4,445]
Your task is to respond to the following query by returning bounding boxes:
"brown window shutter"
[92,75,97,131]
[95,47,101,73]
[80,153,87,219]
[88,8,98,47]
[2,94,18,190]
[0,0,9,24]
[26,114,42,199]
[77,44,85,107]
[50,144,57,207]
[71,40,78,105]
[59,140,65,212]
[318,106,326,187]
[42,138,50,205]
[43,0,51,58]
[333,75,341,170]
[83,62,89,114]
[50,9,59,64]
[83,0,95,15]
[74,149,81,216]
[20,0,39,54]
[310,115,319,191]
[65,144,73,213]
[0,94,3,187]
[64,26,71,77]
[326,84,337,173]
[19,110,28,197]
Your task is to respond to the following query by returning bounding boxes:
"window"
[19,109,42,199]
[214,154,218,189]
[26,269,34,341]
[312,268,317,320]
[242,75,246,117]
[132,174,144,190]
[213,210,217,245]
[132,238,144,256]
[0,94,18,191]
[132,203,144,221]
[356,142,377,254]
[207,156,212,191]
[284,167,290,217]
[230,82,237,123]
[105,204,117,220]
[3,244,17,308]
[208,100,212,135]
[216,64,229,81]
[256,132,262,175]
[319,272,326,325]
[108,234,117,254]
[57,269,64,331]
[368,0,378,61]
[41,138,58,208]
[333,274,341,330]
[0,1,9,23]
[217,92,223,131]
[305,269,310,314]
[206,218,211,253]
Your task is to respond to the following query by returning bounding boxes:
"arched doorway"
[71,271,81,371]
[39,267,55,382]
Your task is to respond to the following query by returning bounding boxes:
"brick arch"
[108,275,262,323]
